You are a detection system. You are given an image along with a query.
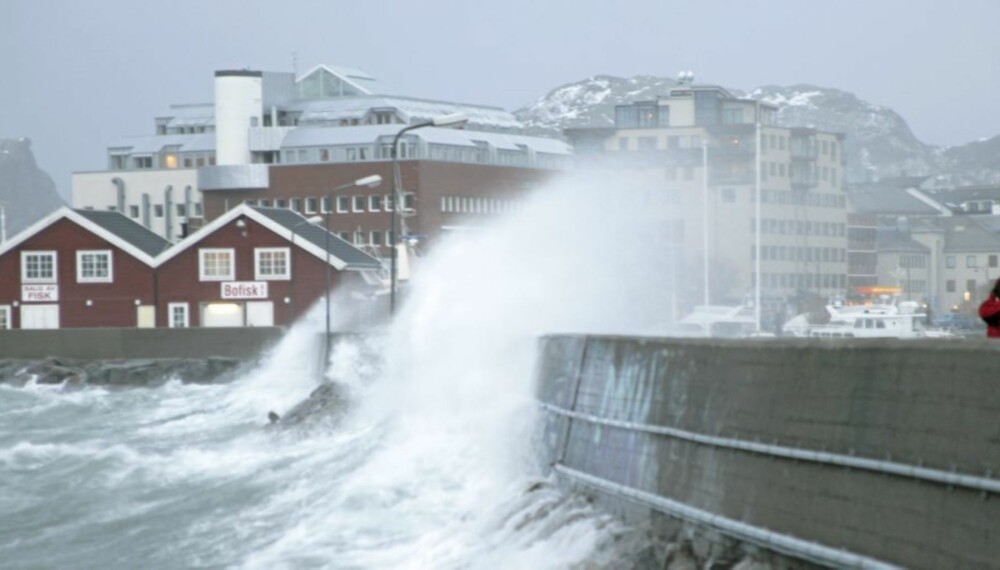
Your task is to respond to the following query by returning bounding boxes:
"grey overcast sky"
[2,0,998,198]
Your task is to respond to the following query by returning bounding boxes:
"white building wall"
[72,169,201,241]
[215,72,263,165]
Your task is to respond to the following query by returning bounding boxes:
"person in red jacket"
[978,278,1000,338]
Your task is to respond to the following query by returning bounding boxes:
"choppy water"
[0,175,671,569]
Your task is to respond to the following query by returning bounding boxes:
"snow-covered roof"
[289,95,522,130]
[279,125,573,155]
[109,133,216,155]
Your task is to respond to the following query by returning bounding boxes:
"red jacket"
[979,297,1000,338]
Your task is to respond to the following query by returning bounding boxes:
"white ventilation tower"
[214,70,263,165]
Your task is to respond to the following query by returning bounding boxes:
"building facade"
[0,208,169,329]
[73,65,572,247]
[565,84,848,317]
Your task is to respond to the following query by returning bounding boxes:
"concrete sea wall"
[535,335,1000,568]
[0,327,286,360]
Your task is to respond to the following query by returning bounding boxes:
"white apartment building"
[566,83,847,317]
[73,65,572,241]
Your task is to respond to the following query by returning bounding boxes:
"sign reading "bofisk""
[221,281,268,300]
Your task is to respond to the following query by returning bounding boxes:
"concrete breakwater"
[535,335,1000,569]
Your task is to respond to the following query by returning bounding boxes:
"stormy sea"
[0,176,671,569]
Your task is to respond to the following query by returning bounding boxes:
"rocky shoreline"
[0,357,246,388]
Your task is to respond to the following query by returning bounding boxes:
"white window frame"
[352,195,366,213]
[254,247,291,280]
[0,305,10,329]
[198,248,235,281]
[21,251,58,284]
[76,250,113,283]
[168,302,189,328]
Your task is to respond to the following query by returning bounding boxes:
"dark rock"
[278,382,352,427]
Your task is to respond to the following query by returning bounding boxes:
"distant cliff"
[515,77,1000,186]
[0,138,64,238]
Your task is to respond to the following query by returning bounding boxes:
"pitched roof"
[0,207,169,266]
[74,210,172,257]
[249,207,381,269]
[154,204,381,271]
[847,184,943,216]
[876,228,929,253]
[942,217,1000,253]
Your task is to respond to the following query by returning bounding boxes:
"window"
[168,302,189,328]
[76,250,113,283]
[369,195,382,211]
[337,196,349,213]
[305,197,318,213]
[255,248,290,280]
[946,255,956,269]
[353,196,366,212]
[967,255,977,268]
[199,248,235,281]
[129,205,140,218]
[21,251,57,283]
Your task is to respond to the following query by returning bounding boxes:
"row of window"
[18,248,294,285]
[752,272,848,290]
[439,195,525,215]
[21,251,113,283]
[945,254,1000,269]
[753,218,847,237]
[752,246,848,263]
[118,203,204,219]
[243,193,415,214]
[198,248,290,281]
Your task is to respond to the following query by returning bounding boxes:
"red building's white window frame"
[198,248,235,281]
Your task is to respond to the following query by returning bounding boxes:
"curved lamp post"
[324,174,383,348]
[389,112,468,316]
[290,214,322,322]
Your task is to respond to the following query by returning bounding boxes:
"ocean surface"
[0,176,670,569]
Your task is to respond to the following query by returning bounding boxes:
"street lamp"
[290,214,322,322]
[702,142,710,306]
[754,101,762,334]
[390,112,468,316]
[324,174,383,349]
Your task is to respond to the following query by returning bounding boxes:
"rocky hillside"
[515,77,999,186]
[0,138,64,238]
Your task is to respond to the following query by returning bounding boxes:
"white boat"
[673,305,758,338]
[783,300,954,339]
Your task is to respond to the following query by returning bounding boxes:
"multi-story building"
[73,65,572,250]
[565,83,848,317]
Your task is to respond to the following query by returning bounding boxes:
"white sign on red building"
[220,281,269,300]
[22,284,59,302]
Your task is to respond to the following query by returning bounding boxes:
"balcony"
[198,164,269,191]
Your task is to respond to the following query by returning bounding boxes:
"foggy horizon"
[2,0,999,197]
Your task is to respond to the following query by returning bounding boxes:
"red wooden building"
[0,208,169,329]
[154,204,381,328]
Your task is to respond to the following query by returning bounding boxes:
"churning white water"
[0,173,673,569]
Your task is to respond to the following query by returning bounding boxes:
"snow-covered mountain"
[0,138,65,238]
[515,76,998,186]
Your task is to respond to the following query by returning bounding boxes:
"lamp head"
[355,174,382,188]
[432,112,468,128]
